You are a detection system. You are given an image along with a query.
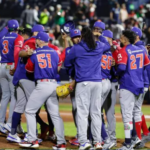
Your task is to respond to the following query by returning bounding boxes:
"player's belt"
[1,63,14,69]
[37,79,56,82]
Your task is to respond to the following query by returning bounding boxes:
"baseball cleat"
[131,136,141,147]
[69,138,79,146]
[135,141,145,149]
[141,133,150,143]
[19,139,39,148]
[103,140,116,149]
[24,133,43,144]
[4,123,11,132]
[52,143,66,150]
[7,133,22,143]
[117,142,133,150]
[17,124,24,134]
[48,131,57,142]
[79,142,92,150]
[0,124,7,134]
[94,142,102,149]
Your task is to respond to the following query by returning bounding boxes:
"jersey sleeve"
[117,47,128,65]
[14,35,24,69]
[25,57,34,73]
[61,48,66,63]
[144,53,150,66]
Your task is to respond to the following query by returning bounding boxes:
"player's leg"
[75,82,91,149]
[19,81,58,148]
[0,78,10,134]
[90,82,102,149]
[46,88,66,148]
[5,69,16,131]
[119,89,135,149]
[141,113,150,136]
[7,86,25,143]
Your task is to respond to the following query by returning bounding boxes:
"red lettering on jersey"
[2,40,9,54]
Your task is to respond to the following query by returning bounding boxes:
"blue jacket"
[64,36,110,82]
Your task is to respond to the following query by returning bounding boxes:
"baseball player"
[0,20,24,133]
[131,27,150,148]
[19,32,66,149]
[64,27,111,150]
[62,29,81,146]
[6,25,51,143]
[116,30,150,150]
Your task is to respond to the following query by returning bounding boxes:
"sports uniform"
[64,30,111,149]
[117,34,150,150]
[132,27,150,145]
[19,32,66,148]
[0,20,24,133]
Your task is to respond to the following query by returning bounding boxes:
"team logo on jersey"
[117,53,122,62]
[24,45,30,51]
[67,49,70,53]
[18,41,23,47]
[127,49,132,54]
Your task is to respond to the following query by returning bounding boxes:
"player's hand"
[112,58,115,66]
[93,31,101,36]
[27,48,34,56]
[68,80,76,92]
[9,68,15,76]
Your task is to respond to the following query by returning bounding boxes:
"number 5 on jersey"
[37,54,52,68]
[101,55,112,70]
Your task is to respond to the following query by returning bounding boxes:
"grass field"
[22,104,150,139]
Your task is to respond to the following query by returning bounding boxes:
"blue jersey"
[0,32,22,63]
[25,46,59,81]
[135,41,149,88]
[101,50,112,79]
[117,44,150,95]
[64,37,110,82]
[0,27,8,40]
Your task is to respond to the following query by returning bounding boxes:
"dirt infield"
[0,134,150,149]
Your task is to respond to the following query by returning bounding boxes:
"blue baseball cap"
[61,20,75,34]
[36,32,49,42]
[93,20,105,30]
[131,27,142,38]
[70,29,81,38]
[32,25,46,33]
[8,19,19,30]
[102,30,113,38]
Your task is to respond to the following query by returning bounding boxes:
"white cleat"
[7,133,22,143]
[4,123,11,132]
[79,142,92,150]
[94,142,103,149]
[19,140,39,148]
[0,123,7,134]
[24,133,42,144]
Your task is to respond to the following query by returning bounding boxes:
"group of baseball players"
[0,18,150,150]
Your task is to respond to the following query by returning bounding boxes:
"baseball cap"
[70,29,81,38]
[36,32,49,42]
[32,24,46,33]
[61,20,75,34]
[102,30,113,38]
[93,20,105,30]
[131,27,142,38]
[7,19,19,30]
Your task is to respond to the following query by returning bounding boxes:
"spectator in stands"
[120,3,128,23]
[55,4,65,26]
[39,8,50,26]
[33,6,39,24]
[110,2,120,24]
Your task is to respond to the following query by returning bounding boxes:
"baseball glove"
[56,83,71,98]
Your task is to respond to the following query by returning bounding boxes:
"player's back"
[0,32,18,63]
[30,46,59,80]
[119,44,146,94]
[101,50,112,79]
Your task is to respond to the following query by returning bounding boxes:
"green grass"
[21,104,150,138]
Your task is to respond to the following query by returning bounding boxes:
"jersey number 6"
[37,54,52,69]
[2,40,9,54]
[130,53,143,69]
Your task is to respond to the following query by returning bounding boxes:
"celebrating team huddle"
[0,19,150,150]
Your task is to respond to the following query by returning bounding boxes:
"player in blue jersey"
[0,20,24,134]
[19,32,66,149]
[116,30,150,150]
